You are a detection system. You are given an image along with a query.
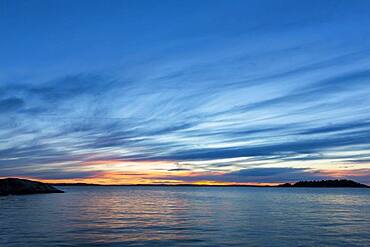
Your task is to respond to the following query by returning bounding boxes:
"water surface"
[1,186,369,246]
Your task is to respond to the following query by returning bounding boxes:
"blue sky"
[1,0,370,184]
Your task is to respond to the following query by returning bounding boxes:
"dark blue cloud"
[160,167,370,184]
[0,97,24,112]
[229,168,307,177]
[148,128,370,161]
[0,169,99,180]
[156,167,326,183]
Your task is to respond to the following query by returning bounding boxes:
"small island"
[0,178,64,196]
[278,179,368,188]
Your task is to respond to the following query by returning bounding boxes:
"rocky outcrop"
[0,178,64,196]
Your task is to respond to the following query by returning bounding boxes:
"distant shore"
[51,179,368,188]
[1,178,367,196]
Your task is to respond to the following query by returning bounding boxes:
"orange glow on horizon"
[1,168,368,186]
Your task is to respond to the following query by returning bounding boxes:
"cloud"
[299,120,370,135]
[0,97,24,112]
[155,167,370,184]
[148,128,370,162]
[0,169,100,180]
[152,167,318,183]
[228,167,306,177]
[168,168,191,171]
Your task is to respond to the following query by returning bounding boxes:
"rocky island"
[279,179,368,188]
[0,178,64,196]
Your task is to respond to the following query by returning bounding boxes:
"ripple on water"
[1,187,369,246]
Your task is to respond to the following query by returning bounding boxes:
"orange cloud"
[317,168,370,178]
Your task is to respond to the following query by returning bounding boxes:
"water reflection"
[1,187,369,246]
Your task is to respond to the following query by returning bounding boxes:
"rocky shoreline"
[0,178,64,196]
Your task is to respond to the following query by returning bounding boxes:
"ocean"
[1,186,369,246]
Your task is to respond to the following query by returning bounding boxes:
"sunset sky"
[1,0,370,185]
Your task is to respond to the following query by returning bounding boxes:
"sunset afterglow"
[1,0,370,185]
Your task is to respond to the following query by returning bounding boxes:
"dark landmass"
[0,178,64,196]
[278,179,368,188]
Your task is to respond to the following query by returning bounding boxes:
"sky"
[1,0,370,185]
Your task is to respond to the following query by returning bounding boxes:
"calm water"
[0,186,369,247]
